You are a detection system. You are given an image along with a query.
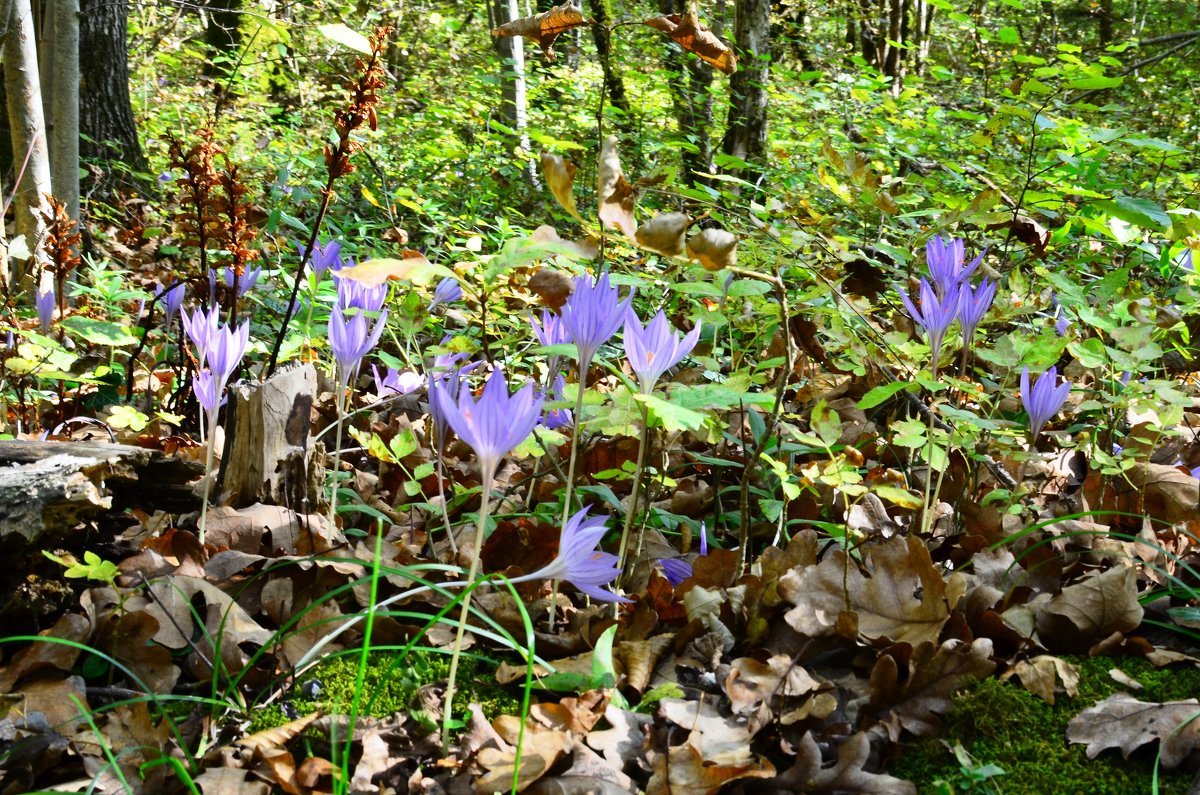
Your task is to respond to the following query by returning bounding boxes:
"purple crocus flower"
[427,347,478,453]
[1177,249,1194,274]
[193,369,220,426]
[156,282,186,325]
[1054,308,1071,337]
[524,507,630,603]
[899,278,960,370]
[219,265,262,297]
[623,310,702,393]
[429,277,463,311]
[372,364,423,398]
[301,239,344,280]
[926,235,983,298]
[958,278,996,346]
[36,283,55,333]
[431,367,543,478]
[531,309,570,347]
[561,273,633,370]
[542,374,573,431]
[335,271,387,314]
[1021,365,1072,438]
[329,309,388,387]
[191,320,248,425]
[181,306,220,366]
[658,522,709,586]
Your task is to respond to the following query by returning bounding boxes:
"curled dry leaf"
[1001,655,1080,704]
[643,11,737,74]
[334,251,453,287]
[597,136,637,240]
[634,212,691,257]
[1034,565,1143,652]
[646,741,774,795]
[687,227,738,271]
[768,732,917,794]
[476,730,571,793]
[541,152,584,222]
[1067,693,1200,769]
[530,226,599,263]
[492,1,591,62]
[779,535,964,646]
[868,639,997,740]
[237,711,323,755]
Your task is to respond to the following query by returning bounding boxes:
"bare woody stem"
[442,466,495,753]
[616,401,652,585]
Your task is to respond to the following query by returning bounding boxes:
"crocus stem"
[558,365,590,527]
[198,412,219,545]
[615,403,652,584]
[329,383,347,526]
[919,398,937,536]
[442,467,494,753]
[435,453,458,556]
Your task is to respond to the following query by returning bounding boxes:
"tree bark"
[659,0,717,186]
[722,0,771,177]
[46,0,79,222]
[1098,0,1115,46]
[78,0,146,195]
[489,0,535,186]
[3,0,53,290]
[588,0,631,130]
[203,0,243,78]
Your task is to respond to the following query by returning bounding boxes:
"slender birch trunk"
[48,0,80,222]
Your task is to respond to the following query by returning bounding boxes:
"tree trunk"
[659,0,717,186]
[203,0,242,77]
[588,0,631,130]
[1098,0,1114,46]
[78,0,146,196]
[722,0,771,178]
[46,0,79,222]
[912,0,935,75]
[3,0,53,291]
[489,0,535,186]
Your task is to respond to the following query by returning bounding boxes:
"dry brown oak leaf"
[1067,693,1200,769]
[643,11,737,74]
[492,1,592,61]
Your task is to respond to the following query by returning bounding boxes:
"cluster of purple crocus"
[899,235,997,373]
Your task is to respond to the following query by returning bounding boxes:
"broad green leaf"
[1067,75,1123,91]
[872,486,923,509]
[1094,196,1171,230]
[636,394,708,432]
[857,380,912,409]
[317,23,372,54]
[61,317,139,347]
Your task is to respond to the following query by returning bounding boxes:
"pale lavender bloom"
[926,235,982,298]
[531,309,570,347]
[219,265,262,297]
[1054,308,1070,337]
[157,171,173,183]
[958,278,996,346]
[36,284,54,333]
[335,271,387,314]
[432,367,543,477]
[523,507,630,603]
[1177,249,1194,274]
[623,310,702,393]
[1190,465,1200,479]
[561,273,633,369]
[428,345,477,452]
[899,278,960,368]
[193,369,220,425]
[659,558,692,586]
[429,277,463,311]
[206,320,250,386]
[657,522,709,586]
[542,374,573,431]
[301,239,344,279]
[329,309,388,386]
[182,306,220,367]
[1021,365,1072,437]
[156,282,186,324]
[372,364,423,398]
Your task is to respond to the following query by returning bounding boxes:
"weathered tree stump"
[221,363,322,513]
[0,440,202,549]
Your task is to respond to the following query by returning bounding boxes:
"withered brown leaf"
[643,11,737,74]
[779,535,964,646]
[1034,565,1143,651]
[868,638,997,738]
[1068,694,1200,768]
[769,732,917,794]
[541,152,585,222]
[687,227,738,271]
[492,1,592,61]
[597,136,637,239]
[635,212,691,257]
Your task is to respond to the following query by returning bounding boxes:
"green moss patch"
[891,655,1200,794]
[248,649,521,736]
